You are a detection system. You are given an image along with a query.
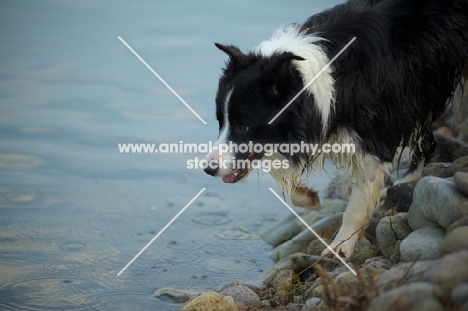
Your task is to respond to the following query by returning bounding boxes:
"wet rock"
[434,126,453,137]
[262,212,319,247]
[451,283,468,307]
[421,250,468,292]
[364,216,380,245]
[400,226,445,262]
[219,284,260,308]
[376,213,412,259]
[366,282,443,311]
[154,288,198,303]
[447,216,468,233]
[271,269,296,305]
[431,134,468,163]
[351,238,379,265]
[377,261,433,289]
[452,80,468,143]
[363,257,395,270]
[407,177,468,230]
[302,297,323,311]
[423,155,468,178]
[306,239,331,256]
[382,181,417,212]
[177,291,237,311]
[270,213,343,261]
[438,226,468,254]
[262,253,339,286]
[454,171,468,197]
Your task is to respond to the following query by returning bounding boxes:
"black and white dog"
[205,0,468,258]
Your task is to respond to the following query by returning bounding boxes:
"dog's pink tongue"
[222,174,236,183]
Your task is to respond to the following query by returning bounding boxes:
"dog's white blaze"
[206,89,234,175]
[256,25,335,131]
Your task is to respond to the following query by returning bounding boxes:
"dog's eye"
[234,124,250,133]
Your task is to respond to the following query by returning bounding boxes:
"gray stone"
[262,253,339,286]
[407,177,468,230]
[366,282,443,311]
[377,261,433,289]
[382,182,417,213]
[302,297,323,311]
[219,284,260,308]
[271,269,296,305]
[400,226,445,262]
[454,171,468,197]
[452,79,468,144]
[306,239,330,256]
[154,288,199,303]
[431,133,468,163]
[350,237,379,265]
[438,226,468,254]
[452,283,468,307]
[363,257,395,270]
[447,216,468,233]
[177,291,237,311]
[262,212,319,247]
[376,213,413,258]
[421,250,468,293]
[270,213,343,261]
[424,156,468,178]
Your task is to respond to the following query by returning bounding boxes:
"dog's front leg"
[323,159,387,258]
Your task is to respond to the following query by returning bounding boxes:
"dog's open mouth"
[221,153,262,184]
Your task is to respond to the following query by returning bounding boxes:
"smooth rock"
[376,214,412,259]
[270,213,343,261]
[262,212,318,247]
[421,250,468,292]
[366,282,443,311]
[363,257,394,270]
[382,182,417,212]
[423,156,468,178]
[452,80,468,143]
[377,261,432,289]
[219,284,260,308]
[431,134,468,163]
[177,291,237,311]
[333,268,385,297]
[154,288,198,303]
[302,297,323,311]
[452,283,468,307]
[407,177,468,230]
[271,269,296,305]
[438,226,468,254]
[454,171,468,197]
[447,216,468,233]
[306,239,331,256]
[400,226,445,262]
[351,238,379,265]
[262,253,339,286]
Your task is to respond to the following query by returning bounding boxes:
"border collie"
[204,0,468,258]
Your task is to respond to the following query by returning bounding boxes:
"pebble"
[262,212,318,247]
[451,283,468,307]
[351,237,380,265]
[421,250,468,293]
[432,134,468,163]
[377,261,432,289]
[154,288,198,303]
[454,171,468,197]
[447,216,468,233]
[269,213,343,261]
[177,291,237,311]
[363,257,394,270]
[367,282,443,311]
[382,182,417,212]
[219,284,260,308]
[438,226,468,254]
[271,269,296,305]
[262,253,339,286]
[407,177,468,230]
[376,213,412,259]
[400,226,445,262]
[423,155,468,178]
[302,297,323,311]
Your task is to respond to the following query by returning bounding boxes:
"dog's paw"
[321,234,358,259]
[290,186,320,210]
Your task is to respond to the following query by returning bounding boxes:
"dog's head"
[204,43,306,183]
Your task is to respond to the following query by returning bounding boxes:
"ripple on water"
[59,241,87,252]
[0,270,112,311]
[191,211,232,226]
[214,227,253,240]
[86,290,171,311]
[162,253,199,264]
[98,212,124,222]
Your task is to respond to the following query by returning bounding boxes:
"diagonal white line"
[268,188,356,275]
[117,188,206,276]
[118,36,207,125]
[268,37,356,124]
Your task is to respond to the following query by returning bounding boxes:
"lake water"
[0,1,342,310]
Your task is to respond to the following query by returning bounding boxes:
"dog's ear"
[263,52,305,97]
[214,43,244,59]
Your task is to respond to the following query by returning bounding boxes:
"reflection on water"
[0,0,341,310]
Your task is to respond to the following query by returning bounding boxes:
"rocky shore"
[171,97,468,310]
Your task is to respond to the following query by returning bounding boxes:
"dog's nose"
[204,160,219,176]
